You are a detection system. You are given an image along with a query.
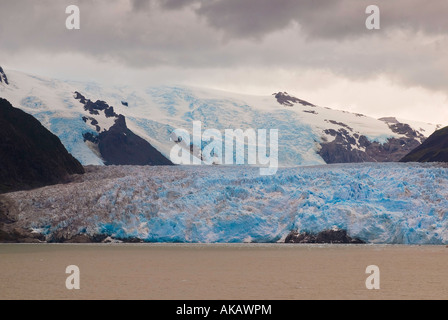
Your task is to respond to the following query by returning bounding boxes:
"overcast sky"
[0,0,447,124]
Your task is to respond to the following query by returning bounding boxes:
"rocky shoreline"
[285,229,365,244]
[0,212,365,245]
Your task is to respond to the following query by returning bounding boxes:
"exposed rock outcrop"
[273,92,315,107]
[318,118,425,164]
[401,126,448,163]
[97,115,173,166]
[0,66,9,85]
[285,229,365,244]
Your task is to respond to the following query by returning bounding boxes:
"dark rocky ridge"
[273,92,315,107]
[0,98,84,194]
[285,230,365,244]
[318,118,425,164]
[97,114,173,166]
[401,126,448,162]
[0,66,9,85]
[75,91,119,119]
[75,92,173,166]
[82,116,101,132]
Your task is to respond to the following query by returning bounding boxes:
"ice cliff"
[2,163,448,244]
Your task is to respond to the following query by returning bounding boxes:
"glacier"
[0,69,442,167]
[4,163,448,244]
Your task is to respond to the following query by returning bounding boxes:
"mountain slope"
[401,126,448,162]
[0,67,442,167]
[98,115,174,166]
[0,98,84,193]
[75,92,173,166]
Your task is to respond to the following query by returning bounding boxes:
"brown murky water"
[0,244,447,300]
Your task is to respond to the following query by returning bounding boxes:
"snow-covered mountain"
[2,67,447,245]
[0,67,442,166]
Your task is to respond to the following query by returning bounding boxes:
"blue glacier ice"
[11,163,448,244]
[47,115,104,165]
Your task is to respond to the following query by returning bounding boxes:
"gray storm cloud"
[0,0,447,93]
[130,0,448,39]
[132,0,197,10]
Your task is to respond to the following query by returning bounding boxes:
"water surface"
[0,244,447,300]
